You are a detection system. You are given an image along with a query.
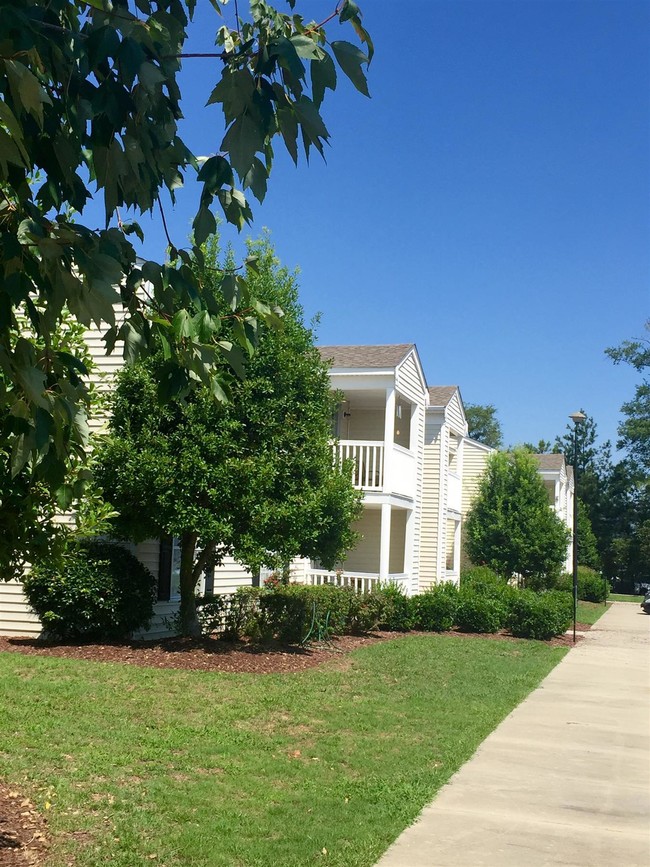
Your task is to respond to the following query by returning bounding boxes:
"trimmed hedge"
[455,589,507,634]
[508,590,572,640]
[413,583,459,632]
[24,539,156,640]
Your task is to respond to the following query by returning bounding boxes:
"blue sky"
[101,0,649,452]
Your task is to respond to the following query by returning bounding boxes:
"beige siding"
[342,509,381,573]
[460,438,494,568]
[0,580,41,637]
[419,416,442,590]
[344,408,385,441]
[211,557,255,594]
[461,439,493,518]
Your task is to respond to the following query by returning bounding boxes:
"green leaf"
[11,433,31,478]
[331,41,370,97]
[339,0,360,22]
[311,53,337,109]
[221,114,264,180]
[55,484,75,512]
[242,157,268,203]
[193,205,217,246]
[291,35,325,61]
[268,37,305,81]
[207,68,256,123]
[172,309,193,340]
[197,155,234,192]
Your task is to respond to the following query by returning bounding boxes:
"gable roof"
[318,344,415,369]
[534,453,566,471]
[427,386,459,407]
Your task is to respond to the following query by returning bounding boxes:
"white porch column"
[453,520,462,577]
[403,508,415,593]
[383,386,396,492]
[379,503,392,582]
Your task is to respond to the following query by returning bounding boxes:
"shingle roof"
[318,344,414,369]
[427,386,458,407]
[534,453,566,471]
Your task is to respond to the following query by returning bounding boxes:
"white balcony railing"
[304,569,409,595]
[334,440,384,490]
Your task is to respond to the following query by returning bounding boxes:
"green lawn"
[0,636,566,867]
[609,593,644,603]
[576,600,609,625]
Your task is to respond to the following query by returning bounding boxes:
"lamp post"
[569,411,586,642]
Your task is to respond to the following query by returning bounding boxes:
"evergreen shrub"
[24,539,156,640]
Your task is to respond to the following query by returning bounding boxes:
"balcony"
[334,440,384,490]
[333,440,416,499]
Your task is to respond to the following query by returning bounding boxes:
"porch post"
[453,519,461,577]
[383,386,396,492]
[379,503,392,582]
[403,508,415,593]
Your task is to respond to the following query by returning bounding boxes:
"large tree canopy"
[0,0,371,511]
[465,449,570,584]
[606,321,650,475]
[95,236,362,635]
[464,402,503,450]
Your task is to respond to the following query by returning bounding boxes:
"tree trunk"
[178,532,202,637]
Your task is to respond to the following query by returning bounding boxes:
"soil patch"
[0,782,49,867]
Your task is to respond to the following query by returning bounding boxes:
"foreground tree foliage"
[0,0,371,516]
[95,237,362,635]
[465,449,570,585]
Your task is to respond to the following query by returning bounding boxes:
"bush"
[374,583,415,631]
[557,567,608,602]
[413,583,459,632]
[508,590,572,640]
[195,594,229,635]
[222,587,264,641]
[24,539,156,640]
[455,588,507,633]
[461,566,508,592]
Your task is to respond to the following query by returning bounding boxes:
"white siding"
[0,580,41,637]
[409,400,425,593]
[395,351,426,405]
[446,391,467,436]
[210,557,255,594]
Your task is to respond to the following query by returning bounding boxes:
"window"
[394,397,412,449]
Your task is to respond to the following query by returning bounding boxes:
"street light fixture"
[569,411,586,642]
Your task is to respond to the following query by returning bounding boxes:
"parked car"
[641,592,650,615]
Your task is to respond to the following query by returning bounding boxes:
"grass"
[0,635,566,867]
[576,600,609,625]
[609,593,644,603]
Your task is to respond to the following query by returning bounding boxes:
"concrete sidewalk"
[376,602,650,867]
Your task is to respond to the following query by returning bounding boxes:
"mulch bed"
[0,622,586,676]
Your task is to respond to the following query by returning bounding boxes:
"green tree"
[521,440,554,454]
[0,0,372,510]
[465,403,503,449]
[576,499,600,570]
[465,449,570,585]
[606,321,650,474]
[95,237,362,635]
